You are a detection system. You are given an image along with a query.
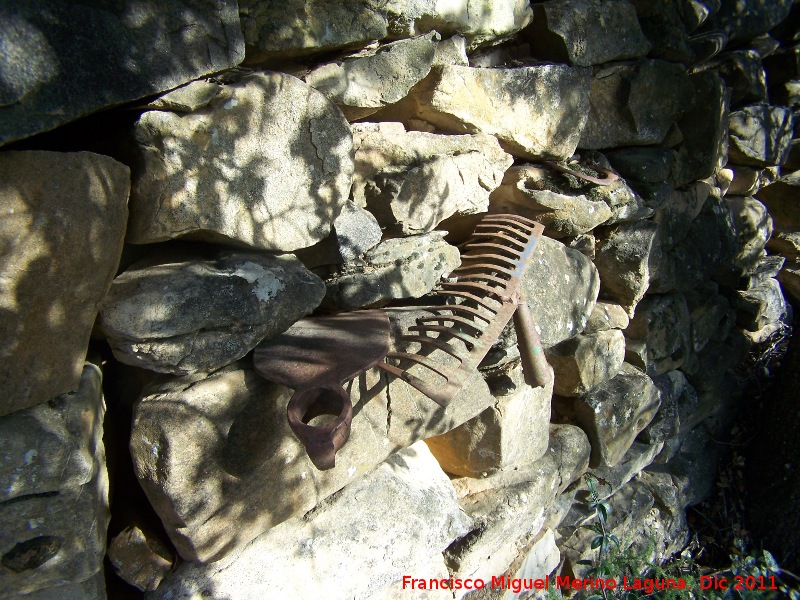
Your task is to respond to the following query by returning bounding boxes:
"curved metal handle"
[286,385,353,470]
[513,298,552,388]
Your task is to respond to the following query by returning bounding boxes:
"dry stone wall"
[0,0,798,597]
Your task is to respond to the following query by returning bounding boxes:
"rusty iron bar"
[379,214,552,407]
[253,310,390,470]
[544,158,620,186]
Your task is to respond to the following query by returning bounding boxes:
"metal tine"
[400,334,470,360]
[481,213,541,229]
[449,263,516,279]
[415,314,486,334]
[467,230,527,250]
[458,253,521,268]
[447,273,512,288]
[379,361,461,407]
[473,222,533,241]
[429,303,493,324]
[461,241,525,258]
[409,324,479,346]
[435,290,501,313]
[384,351,459,379]
[440,281,510,301]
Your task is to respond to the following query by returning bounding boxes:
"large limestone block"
[625,294,692,377]
[0,151,129,417]
[594,220,660,316]
[562,363,660,468]
[131,308,494,563]
[127,72,354,252]
[0,363,109,597]
[304,33,439,120]
[582,301,630,334]
[240,0,388,62]
[489,165,612,238]
[728,104,795,167]
[579,59,693,150]
[322,232,460,310]
[386,0,533,49]
[151,443,472,600]
[524,0,650,67]
[374,64,591,160]
[352,123,513,231]
[446,425,590,585]
[0,1,244,146]
[546,329,626,397]
[726,196,772,271]
[425,377,553,477]
[734,278,788,331]
[756,171,800,231]
[99,253,325,375]
[108,526,173,593]
[521,236,600,348]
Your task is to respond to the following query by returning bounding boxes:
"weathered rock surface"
[524,0,650,67]
[0,151,129,417]
[579,60,693,149]
[521,236,600,347]
[625,294,692,376]
[728,104,794,167]
[628,0,695,64]
[240,0,388,62]
[127,72,354,252]
[757,170,800,231]
[588,441,663,501]
[352,122,512,233]
[144,80,222,113]
[734,278,787,331]
[559,363,660,468]
[426,376,553,477]
[582,301,630,334]
[152,442,472,599]
[705,50,768,107]
[386,0,533,49]
[0,363,109,596]
[446,425,590,584]
[0,0,244,145]
[653,183,711,251]
[333,201,384,263]
[304,33,439,120]
[99,253,325,375]
[702,0,792,45]
[546,330,626,397]
[684,282,733,353]
[489,165,612,238]
[726,196,772,271]
[374,64,591,160]
[131,308,494,562]
[108,526,173,593]
[594,220,660,316]
[322,232,460,310]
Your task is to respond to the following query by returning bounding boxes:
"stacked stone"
[0,0,797,598]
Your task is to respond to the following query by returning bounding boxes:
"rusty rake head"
[379,214,550,406]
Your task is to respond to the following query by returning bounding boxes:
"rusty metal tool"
[253,310,390,470]
[379,214,551,407]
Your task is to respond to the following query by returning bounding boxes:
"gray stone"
[240,0,388,62]
[594,220,660,316]
[705,50,768,107]
[726,196,772,271]
[144,80,222,113]
[644,370,700,463]
[304,33,439,120]
[546,330,626,397]
[727,165,766,196]
[18,571,107,600]
[386,0,533,49]
[151,442,472,599]
[0,151,129,417]
[524,0,650,67]
[679,0,719,32]
[734,278,788,331]
[131,307,494,562]
[579,60,693,150]
[685,282,733,353]
[446,425,590,583]
[521,236,600,348]
[0,365,108,596]
[488,165,612,238]
[779,258,800,306]
[740,255,786,290]
[433,35,469,67]
[352,122,512,233]
[126,72,354,252]
[108,526,173,593]
[334,201,383,263]
[625,294,692,377]
[322,232,460,311]
[606,148,675,184]
[425,376,553,477]
[702,0,792,45]
[756,170,800,231]
[501,529,560,595]
[673,72,730,186]
[374,64,591,160]
[768,230,800,256]
[629,0,695,64]
[0,0,244,146]
[653,183,711,251]
[583,301,630,334]
[563,363,660,468]
[99,253,325,375]
[728,104,794,167]
[588,441,664,501]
